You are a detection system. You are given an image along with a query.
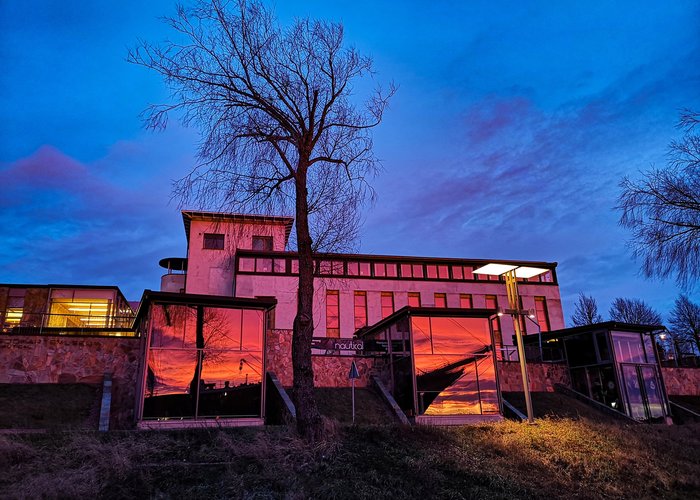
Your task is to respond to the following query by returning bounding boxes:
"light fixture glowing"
[513,267,549,279]
[472,263,518,276]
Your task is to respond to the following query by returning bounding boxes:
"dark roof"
[158,257,188,271]
[133,289,277,324]
[522,321,666,344]
[358,306,497,338]
[181,211,294,245]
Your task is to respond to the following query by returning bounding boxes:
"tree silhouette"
[668,294,700,355]
[608,297,662,325]
[618,110,700,287]
[129,0,393,440]
[570,292,603,326]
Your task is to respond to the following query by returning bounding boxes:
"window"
[408,292,421,308]
[400,263,424,278]
[359,262,371,276]
[459,294,472,308]
[3,288,25,328]
[326,290,340,337]
[203,233,225,250]
[252,236,273,251]
[534,297,550,332]
[381,292,394,319]
[354,292,367,329]
[434,293,447,308]
[485,295,502,346]
[373,262,398,278]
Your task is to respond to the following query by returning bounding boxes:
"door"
[620,363,666,421]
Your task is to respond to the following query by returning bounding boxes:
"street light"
[473,263,549,424]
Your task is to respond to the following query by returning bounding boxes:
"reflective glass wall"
[364,313,499,417]
[411,316,498,415]
[142,303,265,420]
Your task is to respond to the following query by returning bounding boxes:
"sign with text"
[311,338,364,352]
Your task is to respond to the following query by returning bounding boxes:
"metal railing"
[1,312,136,336]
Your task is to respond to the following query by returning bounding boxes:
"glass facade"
[560,328,669,421]
[363,312,499,418]
[142,304,265,420]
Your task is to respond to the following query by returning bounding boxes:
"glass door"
[620,363,666,421]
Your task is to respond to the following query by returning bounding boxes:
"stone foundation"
[497,361,570,392]
[266,329,373,387]
[661,367,700,396]
[0,334,144,429]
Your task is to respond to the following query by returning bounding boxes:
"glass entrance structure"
[134,291,276,427]
[525,322,671,422]
[361,307,501,423]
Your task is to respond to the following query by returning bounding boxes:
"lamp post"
[473,263,548,424]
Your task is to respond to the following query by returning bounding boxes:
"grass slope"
[1,419,698,499]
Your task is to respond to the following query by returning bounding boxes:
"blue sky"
[1,1,698,323]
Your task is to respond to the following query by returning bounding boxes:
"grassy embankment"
[2,418,699,499]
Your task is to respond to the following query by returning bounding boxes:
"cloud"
[0,143,190,300]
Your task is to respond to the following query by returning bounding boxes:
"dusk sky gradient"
[1,1,698,324]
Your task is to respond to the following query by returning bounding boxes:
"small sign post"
[349,360,360,423]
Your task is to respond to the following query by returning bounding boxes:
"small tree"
[129,0,393,441]
[570,292,603,326]
[668,294,700,355]
[618,110,700,287]
[608,297,662,325]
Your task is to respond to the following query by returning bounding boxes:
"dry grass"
[1,419,698,499]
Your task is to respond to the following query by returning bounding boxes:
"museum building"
[0,210,568,428]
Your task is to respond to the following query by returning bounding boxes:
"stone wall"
[661,367,700,396]
[0,334,144,429]
[497,361,570,392]
[266,329,372,387]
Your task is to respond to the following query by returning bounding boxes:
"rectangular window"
[400,263,412,277]
[326,290,340,337]
[407,292,421,308]
[381,292,394,319]
[434,293,447,308]
[385,263,398,277]
[534,297,550,332]
[354,291,367,329]
[426,265,438,279]
[252,236,273,251]
[347,261,359,276]
[374,262,386,277]
[412,264,424,278]
[459,294,472,308]
[452,265,463,280]
[203,233,224,250]
[486,295,502,346]
[359,262,371,276]
[3,288,25,327]
[437,265,449,279]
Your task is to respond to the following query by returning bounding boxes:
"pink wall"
[185,217,289,296]
[238,273,564,346]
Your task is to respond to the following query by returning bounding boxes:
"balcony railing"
[1,312,136,337]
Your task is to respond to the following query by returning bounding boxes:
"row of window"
[238,254,555,284]
[324,290,550,339]
[203,233,273,251]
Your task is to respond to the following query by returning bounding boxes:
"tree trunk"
[292,165,323,442]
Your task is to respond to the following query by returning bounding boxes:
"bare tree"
[128,0,393,441]
[570,292,603,326]
[668,294,700,355]
[608,297,662,325]
[618,110,700,287]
